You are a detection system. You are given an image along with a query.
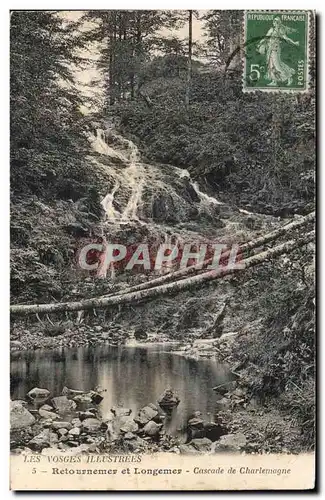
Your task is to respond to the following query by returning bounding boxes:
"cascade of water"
[175,167,223,207]
[92,128,225,226]
[121,163,145,221]
[100,182,121,220]
[191,181,223,206]
[91,129,128,162]
[91,128,145,223]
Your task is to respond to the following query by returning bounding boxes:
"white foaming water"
[90,128,145,223]
[175,167,223,206]
[192,181,223,206]
[91,129,127,163]
[91,128,224,225]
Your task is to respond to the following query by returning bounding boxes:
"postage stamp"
[243,11,310,92]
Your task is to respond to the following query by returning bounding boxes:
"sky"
[62,10,206,104]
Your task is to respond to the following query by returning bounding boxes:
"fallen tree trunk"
[104,210,315,297]
[10,230,314,316]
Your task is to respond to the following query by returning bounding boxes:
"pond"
[10,342,232,439]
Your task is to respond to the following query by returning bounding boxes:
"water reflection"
[11,343,231,436]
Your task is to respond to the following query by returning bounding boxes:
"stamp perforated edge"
[242,10,313,94]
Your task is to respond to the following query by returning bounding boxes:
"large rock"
[58,428,69,437]
[79,411,97,421]
[68,427,81,437]
[27,387,50,402]
[81,418,102,433]
[28,430,58,451]
[73,394,93,406]
[157,389,180,410]
[61,387,84,397]
[178,444,198,455]
[189,438,213,452]
[142,421,162,437]
[134,406,158,426]
[188,416,204,429]
[212,433,247,452]
[51,421,72,431]
[71,418,82,428]
[10,401,35,430]
[39,404,54,412]
[73,391,103,406]
[89,391,104,405]
[39,409,59,420]
[119,419,139,434]
[51,396,77,413]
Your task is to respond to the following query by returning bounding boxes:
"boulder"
[10,401,36,430]
[27,387,50,402]
[134,406,158,426]
[58,428,69,437]
[81,418,102,433]
[111,406,132,418]
[119,419,139,434]
[68,427,81,437]
[73,391,103,406]
[190,438,213,453]
[28,430,58,451]
[142,421,162,437]
[39,409,59,420]
[61,387,84,397]
[124,432,136,440]
[157,389,180,410]
[51,421,72,431]
[178,444,198,455]
[39,404,54,412]
[73,394,93,406]
[51,396,77,413]
[11,399,28,407]
[79,411,97,421]
[188,417,204,429]
[212,433,247,452]
[89,391,103,405]
[71,418,82,428]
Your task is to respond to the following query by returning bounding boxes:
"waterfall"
[90,128,145,223]
[191,181,223,206]
[91,127,225,226]
[175,167,223,207]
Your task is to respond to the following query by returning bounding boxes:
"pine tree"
[10,11,89,198]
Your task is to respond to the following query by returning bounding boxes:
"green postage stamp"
[243,11,310,92]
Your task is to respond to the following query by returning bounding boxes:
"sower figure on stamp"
[257,17,299,86]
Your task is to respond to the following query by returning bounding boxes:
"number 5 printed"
[249,64,261,81]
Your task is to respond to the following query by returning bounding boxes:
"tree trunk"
[108,12,117,106]
[10,231,314,316]
[185,10,192,111]
[104,211,315,297]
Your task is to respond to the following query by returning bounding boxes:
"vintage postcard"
[10,9,316,491]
